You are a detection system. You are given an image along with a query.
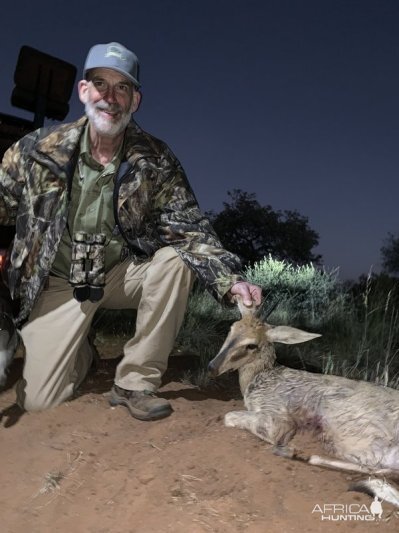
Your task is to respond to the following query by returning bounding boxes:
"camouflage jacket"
[0,116,243,323]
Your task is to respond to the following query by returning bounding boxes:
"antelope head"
[208,296,321,378]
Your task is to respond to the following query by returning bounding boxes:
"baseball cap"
[83,42,140,88]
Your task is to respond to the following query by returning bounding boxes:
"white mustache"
[95,102,122,113]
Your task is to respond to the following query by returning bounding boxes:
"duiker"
[208,298,399,506]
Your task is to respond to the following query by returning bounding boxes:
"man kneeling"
[0,42,261,420]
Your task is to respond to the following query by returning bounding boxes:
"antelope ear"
[235,295,257,318]
[266,325,321,345]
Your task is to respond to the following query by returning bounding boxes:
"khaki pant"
[17,246,194,411]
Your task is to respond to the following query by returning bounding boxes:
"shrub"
[244,255,347,328]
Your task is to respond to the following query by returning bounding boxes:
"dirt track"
[1,350,398,533]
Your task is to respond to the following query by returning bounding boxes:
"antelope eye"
[246,344,257,350]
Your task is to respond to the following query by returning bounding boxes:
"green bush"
[244,255,347,328]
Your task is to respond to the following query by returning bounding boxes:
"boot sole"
[109,395,173,421]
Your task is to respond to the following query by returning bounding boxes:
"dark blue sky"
[2,0,399,280]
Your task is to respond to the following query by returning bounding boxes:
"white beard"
[85,100,131,136]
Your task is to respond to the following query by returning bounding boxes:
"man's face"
[78,68,141,137]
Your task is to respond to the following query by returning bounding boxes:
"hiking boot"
[109,385,173,421]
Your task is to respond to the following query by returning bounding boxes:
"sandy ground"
[1,340,398,533]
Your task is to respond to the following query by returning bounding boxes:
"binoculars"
[69,232,106,302]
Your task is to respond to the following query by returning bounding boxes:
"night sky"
[2,0,399,280]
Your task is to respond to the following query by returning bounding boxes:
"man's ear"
[78,79,89,105]
[130,90,142,113]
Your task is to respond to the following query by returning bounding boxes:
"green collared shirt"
[51,124,125,278]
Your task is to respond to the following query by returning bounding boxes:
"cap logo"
[105,44,126,61]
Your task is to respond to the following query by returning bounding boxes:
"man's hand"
[229,281,262,307]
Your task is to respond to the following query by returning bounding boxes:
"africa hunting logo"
[312,498,383,521]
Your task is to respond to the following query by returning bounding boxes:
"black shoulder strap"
[115,160,131,186]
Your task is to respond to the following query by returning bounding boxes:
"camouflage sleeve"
[153,145,244,303]
[0,140,26,226]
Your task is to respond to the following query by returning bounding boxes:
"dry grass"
[33,450,85,507]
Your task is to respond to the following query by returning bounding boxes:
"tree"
[206,189,321,267]
[381,233,399,275]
